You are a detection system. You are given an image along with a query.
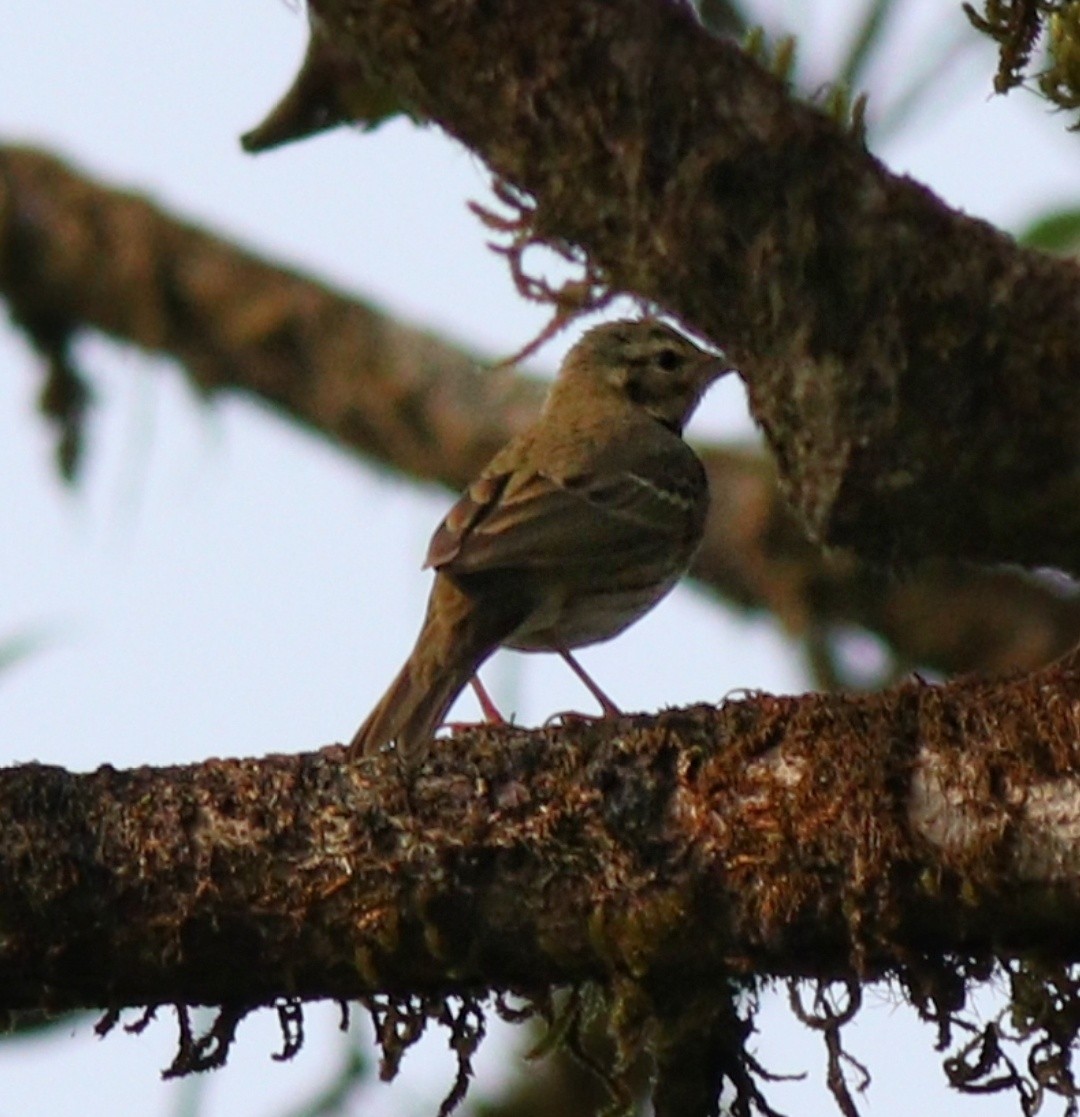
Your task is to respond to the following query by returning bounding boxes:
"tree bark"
[292,0,1080,572]
[4,650,1080,1014]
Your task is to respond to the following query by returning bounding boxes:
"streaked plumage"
[349,318,728,762]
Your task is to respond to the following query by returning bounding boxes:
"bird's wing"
[424,442,705,576]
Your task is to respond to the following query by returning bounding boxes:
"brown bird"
[349,318,729,762]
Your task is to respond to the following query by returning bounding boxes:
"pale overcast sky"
[1,2,1075,1114]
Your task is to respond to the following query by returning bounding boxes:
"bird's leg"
[469,674,506,723]
[557,648,622,716]
[442,673,508,734]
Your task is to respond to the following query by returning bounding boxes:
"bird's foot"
[469,675,507,723]
[543,708,618,729]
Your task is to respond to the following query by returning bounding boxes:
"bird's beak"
[701,354,733,385]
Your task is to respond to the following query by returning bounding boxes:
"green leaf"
[1019,208,1080,253]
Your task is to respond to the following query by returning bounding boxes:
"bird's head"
[554,318,729,434]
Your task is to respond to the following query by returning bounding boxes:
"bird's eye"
[656,348,682,371]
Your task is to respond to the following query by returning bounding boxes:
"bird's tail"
[348,576,511,762]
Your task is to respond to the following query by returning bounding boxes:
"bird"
[348,318,729,762]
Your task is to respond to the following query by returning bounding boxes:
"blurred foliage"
[836,0,898,88]
[1021,207,1080,254]
[704,0,981,144]
[276,1040,368,1117]
[0,630,51,675]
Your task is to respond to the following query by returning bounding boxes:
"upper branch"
[298,0,1080,571]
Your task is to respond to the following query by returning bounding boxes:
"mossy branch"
[6,654,1080,1016]
[280,0,1080,571]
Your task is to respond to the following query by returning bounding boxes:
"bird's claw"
[543,709,609,729]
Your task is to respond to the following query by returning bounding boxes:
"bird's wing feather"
[425,441,705,576]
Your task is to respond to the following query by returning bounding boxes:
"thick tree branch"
[0,146,538,490]
[288,0,1080,571]
[2,144,1078,681]
[5,650,1080,1015]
